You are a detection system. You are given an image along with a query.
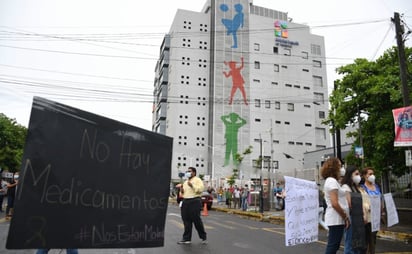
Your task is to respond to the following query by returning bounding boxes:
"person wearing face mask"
[361,167,382,254]
[5,172,19,220]
[176,167,207,245]
[321,157,350,254]
[341,165,368,254]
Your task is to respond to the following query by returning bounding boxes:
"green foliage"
[326,46,412,176]
[0,113,27,172]
[227,146,253,187]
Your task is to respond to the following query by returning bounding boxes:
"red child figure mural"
[223,57,248,105]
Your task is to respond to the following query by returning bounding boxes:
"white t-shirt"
[324,177,349,226]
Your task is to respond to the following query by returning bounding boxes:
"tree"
[326,46,412,176]
[0,113,27,172]
[227,146,252,187]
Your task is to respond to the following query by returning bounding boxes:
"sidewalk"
[211,201,412,243]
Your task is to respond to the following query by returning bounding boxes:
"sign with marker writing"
[284,176,318,246]
[384,193,399,227]
[7,97,173,249]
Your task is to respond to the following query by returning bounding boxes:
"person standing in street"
[321,157,350,254]
[233,186,241,209]
[341,165,368,254]
[176,167,207,245]
[5,172,18,220]
[361,167,382,254]
[0,177,8,212]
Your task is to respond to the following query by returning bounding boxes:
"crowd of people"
[321,157,384,254]
[216,185,250,211]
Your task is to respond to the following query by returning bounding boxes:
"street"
[0,204,410,254]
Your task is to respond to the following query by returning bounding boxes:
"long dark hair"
[341,165,360,193]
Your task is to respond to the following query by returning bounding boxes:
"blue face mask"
[185,172,192,178]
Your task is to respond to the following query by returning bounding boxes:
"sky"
[0,0,411,130]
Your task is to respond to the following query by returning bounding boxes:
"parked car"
[201,191,213,210]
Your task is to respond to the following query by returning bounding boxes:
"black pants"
[181,198,207,241]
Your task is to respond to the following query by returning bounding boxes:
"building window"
[305,123,312,127]
[273,46,278,54]
[311,44,321,55]
[302,51,308,59]
[253,79,260,83]
[274,64,279,72]
[285,121,290,125]
[305,142,312,146]
[294,85,301,89]
[313,76,323,87]
[313,60,322,67]
[314,92,324,104]
[254,61,260,69]
[303,86,310,90]
[255,118,261,122]
[285,83,292,87]
[302,69,309,72]
[255,99,261,107]
[319,111,325,119]
[271,81,278,86]
[275,101,280,109]
[284,48,291,56]
[254,43,260,51]
[288,141,295,145]
[181,57,190,65]
[296,142,303,146]
[265,100,271,108]
[304,104,311,108]
[287,103,294,111]
[281,65,287,69]
[316,127,326,140]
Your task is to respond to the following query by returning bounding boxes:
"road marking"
[169,219,184,229]
[208,220,235,230]
[226,220,259,230]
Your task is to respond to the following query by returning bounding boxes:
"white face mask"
[367,175,376,184]
[352,175,361,184]
[185,172,192,178]
[340,167,346,176]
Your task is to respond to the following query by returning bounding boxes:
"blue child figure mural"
[220,3,244,48]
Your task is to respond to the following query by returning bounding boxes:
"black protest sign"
[6,97,173,249]
[350,192,366,250]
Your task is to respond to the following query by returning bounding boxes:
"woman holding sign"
[341,165,369,254]
[361,167,383,254]
[321,157,350,254]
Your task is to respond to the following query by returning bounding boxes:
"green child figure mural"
[221,112,247,166]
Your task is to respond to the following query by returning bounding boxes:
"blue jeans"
[241,196,248,211]
[345,224,361,254]
[325,225,344,254]
[36,249,78,254]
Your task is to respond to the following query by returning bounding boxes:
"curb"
[211,206,412,243]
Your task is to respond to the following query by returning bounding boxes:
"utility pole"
[393,12,410,106]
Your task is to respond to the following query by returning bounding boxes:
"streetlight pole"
[259,133,264,214]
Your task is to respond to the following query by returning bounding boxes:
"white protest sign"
[284,176,318,246]
[383,193,399,227]
[370,195,381,232]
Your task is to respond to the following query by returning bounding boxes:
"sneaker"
[201,239,208,245]
[177,240,191,244]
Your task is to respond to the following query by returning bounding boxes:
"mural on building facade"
[223,56,248,105]
[220,3,244,48]
[221,112,247,166]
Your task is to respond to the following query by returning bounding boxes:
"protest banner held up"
[7,97,173,249]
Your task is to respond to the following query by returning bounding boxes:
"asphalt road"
[0,204,410,254]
